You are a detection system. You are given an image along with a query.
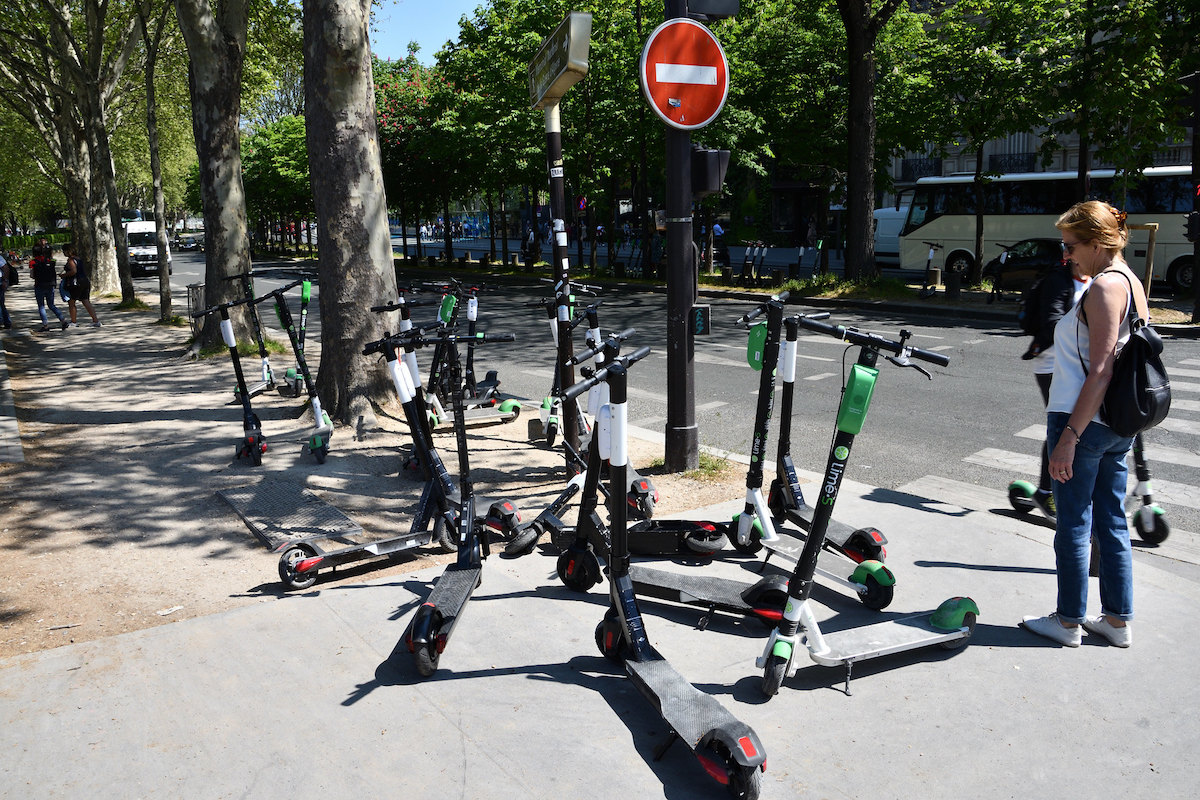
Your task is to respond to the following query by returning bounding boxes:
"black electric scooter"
[566,344,767,799]
[277,278,313,397]
[729,296,892,608]
[756,315,977,696]
[397,329,522,676]
[193,297,268,465]
[223,271,274,398]
[251,279,333,463]
[276,328,519,590]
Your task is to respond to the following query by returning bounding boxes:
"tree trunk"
[486,192,496,259]
[442,197,453,262]
[176,0,255,349]
[971,145,985,285]
[303,0,396,423]
[843,21,876,281]
[142,1,174,321]
[499,188,509,266]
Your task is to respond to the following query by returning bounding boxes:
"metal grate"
[218,482,362,550]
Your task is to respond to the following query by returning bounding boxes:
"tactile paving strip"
[218,481,362,550]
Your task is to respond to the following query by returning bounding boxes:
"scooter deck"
[630,565,753,613]
[424,564,482,626]
[763,529,865,583]
[295,529,434,565]
[812,611,966,666]
[625,652,755,752]
[776,503,871,551]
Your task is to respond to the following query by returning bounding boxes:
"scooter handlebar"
[794,316,950,367]
[734,291,789,326]
[563,345,652,402]
[566,327,635,365]
[249,278,305,303]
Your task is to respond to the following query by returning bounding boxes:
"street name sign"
[529,12,592,110]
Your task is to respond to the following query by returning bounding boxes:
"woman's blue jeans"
[34,284,65,324]
[1047,412,1134,623]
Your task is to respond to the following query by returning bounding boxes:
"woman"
[61,244,101,327]
[1022,201,1145,648]
[29,239,68,332]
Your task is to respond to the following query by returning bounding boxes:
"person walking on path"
[1021,201,1145,649]
[1020,259,1090,521]
[61,244,101,327]
[29,239,68,332]
[0,251,11,329]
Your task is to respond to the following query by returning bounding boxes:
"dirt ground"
[0,301,745,659]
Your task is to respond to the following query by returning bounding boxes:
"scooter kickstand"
[697,606,716,631]
[842,660,853,696]
[652,729,680,762]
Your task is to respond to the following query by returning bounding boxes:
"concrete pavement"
[1,276,1198,800]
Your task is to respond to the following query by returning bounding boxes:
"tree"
[923,0,1060,284]
[832,0,907,280]
[138,0,179,321]
[175,0,255,347]
[304,0,397,422]
[242,115,312,250]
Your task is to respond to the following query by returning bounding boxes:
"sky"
[370,0,482,65]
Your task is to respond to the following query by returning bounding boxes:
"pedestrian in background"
[1020,257,1090,521]
[29,239,68,332]
[0,250,11,329]
[1022,201,1144,648]
[61,244,101,327]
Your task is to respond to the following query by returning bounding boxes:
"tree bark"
[303,0,396,423]
[141,0,174,321]
[176,0,255,348]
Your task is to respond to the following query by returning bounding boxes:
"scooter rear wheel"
[414,638,440,677]
[557,548,601,592]
[698,740,762,800]
[860,574,894,611]
[278,543,319,590]
[594,611,627,663]
[939,612,977,650]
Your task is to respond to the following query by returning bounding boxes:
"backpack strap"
[1077,269,1140,377]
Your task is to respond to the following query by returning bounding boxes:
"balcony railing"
[901,157,942,183]
[988,153,1037,173]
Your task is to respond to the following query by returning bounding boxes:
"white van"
[125,221,171,276]
[873,206,909,266]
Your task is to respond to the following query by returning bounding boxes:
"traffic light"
[691,147,730,199]
[1185,211,1200,243]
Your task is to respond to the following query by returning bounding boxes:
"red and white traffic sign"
[639,18,729,131]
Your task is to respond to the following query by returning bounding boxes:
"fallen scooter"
[756,315,977,696]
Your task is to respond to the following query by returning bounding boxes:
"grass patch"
[155,315,190,327]
[115,297,151,311]
[644,452,732,482]
[777,274,914,301]
[196,337,289,359]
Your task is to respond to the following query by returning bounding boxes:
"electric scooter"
[755,315,977,696]
[397,329,522,676]
[730,295,893,609]
[193,298,268,465]
[277,328,519,590]
[916,241,944,299]
[251,279,333,463]
[277,278,313,397]
[1009,431,1169,543]
[224,271,274,397]
[566,343,767,799]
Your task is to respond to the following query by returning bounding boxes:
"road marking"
[805,373,836,381]
[1157,417,1200,436]
[1179,359,1200,366]
[800,354,835,362]
[696,400,728,411]
[929,345,954,352]
[1015,424,1044,441]
[694,351,747,369]
[965,447,1039,474]
[628,386,669,404]
[1168,367,1200,379]
[1147,479,1200,510]
[521,368,553,380]
[1169,380,1200,393]
[1142,444,1200,469]
[963,339,985,344]
[1169,398,1200,412]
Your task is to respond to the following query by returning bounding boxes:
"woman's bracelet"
[1065,424,1082,443]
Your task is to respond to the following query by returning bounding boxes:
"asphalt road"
[153,250,1200,538]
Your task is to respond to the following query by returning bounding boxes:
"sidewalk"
[1,285,1198,799]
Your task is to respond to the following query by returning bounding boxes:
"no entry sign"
[639,18,729,130]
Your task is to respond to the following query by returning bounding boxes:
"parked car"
[982,237,1065,296]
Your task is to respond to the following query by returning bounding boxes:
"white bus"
[898,166,1196,291]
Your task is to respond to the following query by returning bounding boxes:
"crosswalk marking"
[1170,380,1200,393]
[1015,424,1043,440]
[965,448,1038,474]
[1179,359,1200,366]
[696,400,728,411]
[1167,367,1200,379]
[1169,399,1200,412]
[930,345,954,352]
[806,373,836,381]
[1157,417,1200,436]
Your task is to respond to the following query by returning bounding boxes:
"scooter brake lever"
[885,353,932,380]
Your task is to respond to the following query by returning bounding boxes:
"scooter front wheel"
[1134,507,1170,544]
[414,638,440,676]
[594,611,628,663]
[557,548,600,592]
[760,653,788,697]
[1008,480,1036,513]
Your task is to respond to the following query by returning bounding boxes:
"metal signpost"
[640,3,732,471]
[530,12,592,470]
